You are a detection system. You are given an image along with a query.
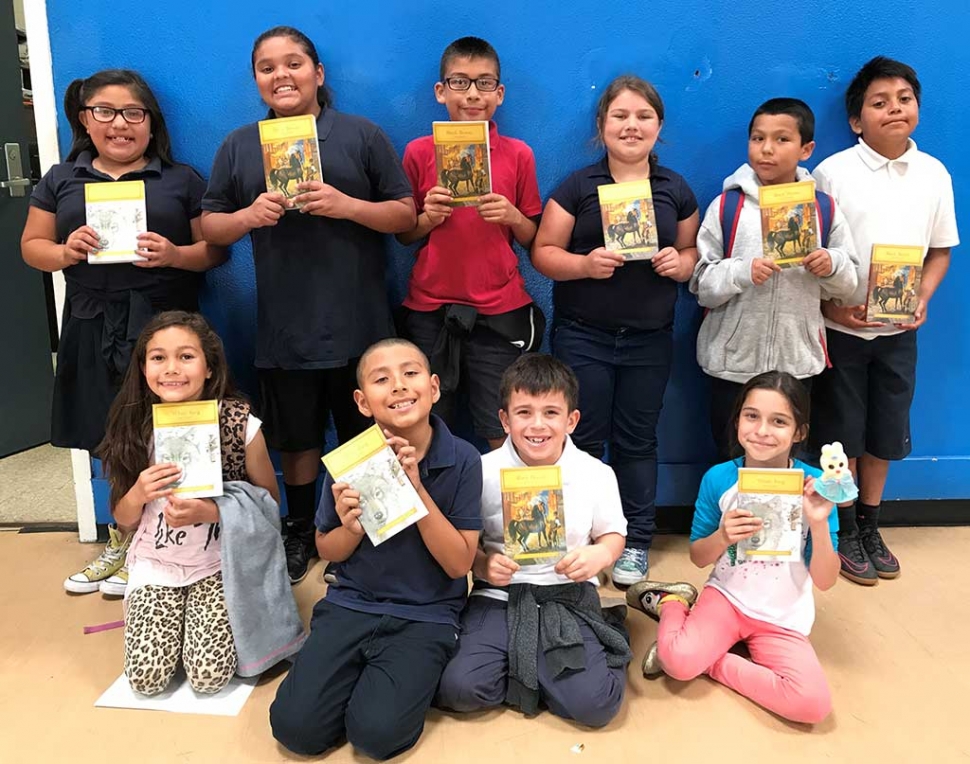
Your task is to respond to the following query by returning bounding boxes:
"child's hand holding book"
[555,544,612,582]
[751,258,782,285]
[331,482,366,537]
[480,552,520,586]
[423,185,454,227]
[164,496,219,527]
[720,508,763,545]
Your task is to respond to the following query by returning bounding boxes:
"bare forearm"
[510,212,538,248]
[112,490,145,528]
[316,527,364,562]
[531,245,589,281]
[673,247,699,283]
[415,488,477,578]
[471,547,489,580]
[592,532,626,565]
[22,239,70,272]
[396,210,438,245]
[200,211,253,247]
[690,531,729,568]
[173,241,228,272]
[346,198,416,234]
[919,249,950,303]
[808,523,839,590]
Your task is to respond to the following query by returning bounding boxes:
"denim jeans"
[552,318,673,549]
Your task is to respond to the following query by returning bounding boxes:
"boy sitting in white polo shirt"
[435,354,632,728]
[810,56,959,586]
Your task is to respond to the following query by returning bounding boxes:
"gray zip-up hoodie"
[691,164,859,383]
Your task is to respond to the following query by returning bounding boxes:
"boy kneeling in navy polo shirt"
[436,354,631,727]
[270,338,482,760]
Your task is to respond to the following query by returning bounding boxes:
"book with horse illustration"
[500,466,567,566]
[84,180,147,264]
[597,180,659,260]
[758,181,819,267]
[258,114,322,207]
[865,244,923,324]
[152,400,223,499]
[432,121,491,207]
[321,423,429,547]
[735,467,804,563]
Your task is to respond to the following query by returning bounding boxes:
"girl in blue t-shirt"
[626,371,840,724]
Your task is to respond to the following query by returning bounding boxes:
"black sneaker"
[284,521,318,585]
[837,530,878,586]
[859,525,900,579]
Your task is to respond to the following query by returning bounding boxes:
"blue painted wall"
[48,0,969,506]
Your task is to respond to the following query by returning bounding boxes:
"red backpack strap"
[718,188,744,259]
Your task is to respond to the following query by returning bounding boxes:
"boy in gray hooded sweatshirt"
[691,98,859,459]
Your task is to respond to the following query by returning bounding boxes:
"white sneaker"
[64,525,132,594]
[99,566,128,597]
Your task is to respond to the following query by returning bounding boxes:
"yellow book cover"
[84,180,147,264]
[865,244,923,324]
[152,400,222,498]
[432,121,491,206]
[736,467,804,561]
[321,424,429,546]
[258,114,322,204]
[500,466,567,566]
[758,181,819,268]
[598,180,659,261]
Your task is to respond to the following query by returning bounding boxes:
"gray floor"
[0,444,76,524]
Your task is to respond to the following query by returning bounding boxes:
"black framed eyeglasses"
[84,105,149,124]
[443,76,500,92]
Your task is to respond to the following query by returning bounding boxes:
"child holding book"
[436,354,631,727]
[100,311,287,695]
[269,338,483,760]
[201,26,416,585]
[532,75,699,584]
[627,371,839,724]
[809,57,959,585]
[20,69,225,596]
[691,98,859,460]
[397,36,544,450]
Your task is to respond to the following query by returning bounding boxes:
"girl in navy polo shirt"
[532,75,700,585]
[201,27,415,586]
[21,69,225,596]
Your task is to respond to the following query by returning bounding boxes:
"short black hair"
[439,36,501,81]
[499,354,579,413]
[355,338,430,387]
[846,56,921,120]
[748,98,815,143]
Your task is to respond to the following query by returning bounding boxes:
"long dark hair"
[595,74,665,167]
[97,311,242,509]
[251,26,332,110]
[727,371,810,459]
[63,69,173,165]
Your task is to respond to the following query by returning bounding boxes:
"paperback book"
[258,114,322,205]
[321,424,429,546]
[152,400,223,499]
[500,465,567,566]
[597,179,659,260]
[865,244,923,324]
[736,467,804,562]
[432,120,491,206]
[758,181,819,267]
[84,180,147,264]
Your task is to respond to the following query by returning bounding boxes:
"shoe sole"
[839,569,878,586]
[64,578,103,594]
[99,582,127,597]
[289,570,309,585]
[641,644,664,678]
[875,569,900,579]
[626,581,699,620]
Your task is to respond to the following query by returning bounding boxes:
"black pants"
[270,600,458,760]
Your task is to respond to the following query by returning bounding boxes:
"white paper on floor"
[95,671,258,716]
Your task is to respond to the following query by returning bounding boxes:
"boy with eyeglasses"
[397,36,544,451]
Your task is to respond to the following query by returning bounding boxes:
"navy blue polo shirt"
[315,415,483,627]
[30,151,205,295]
[550,156,698,331]
[202,107,413,370]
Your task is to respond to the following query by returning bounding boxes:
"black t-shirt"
[202,107,413,370]
[550,156,698,331]
[30,152,206,295]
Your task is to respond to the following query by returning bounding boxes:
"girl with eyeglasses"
[21,69,225,597]
[201,26,415,586]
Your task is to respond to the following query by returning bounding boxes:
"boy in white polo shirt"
[810,56,959,586]
[435,354,632,727]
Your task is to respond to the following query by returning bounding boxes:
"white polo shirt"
[474,435,627,600]
[812,138,959,340]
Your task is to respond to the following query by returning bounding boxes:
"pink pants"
[657,587,831,724]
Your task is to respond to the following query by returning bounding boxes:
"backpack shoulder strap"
[814,190,835,249]
[718,188,744,259]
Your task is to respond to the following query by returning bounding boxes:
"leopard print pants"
[124,572,237,696]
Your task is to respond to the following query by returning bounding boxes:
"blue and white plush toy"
[814,441,859,504]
